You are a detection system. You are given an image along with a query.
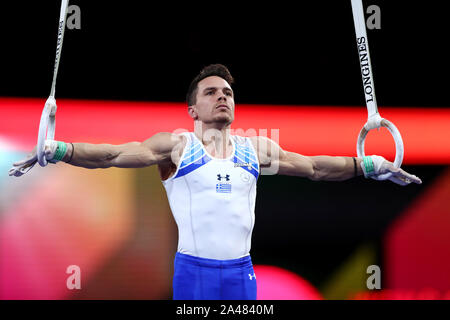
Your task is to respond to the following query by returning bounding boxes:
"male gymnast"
[9,64,422,300]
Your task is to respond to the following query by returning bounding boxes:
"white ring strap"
[37,0,69,167]
[351,0,404,178]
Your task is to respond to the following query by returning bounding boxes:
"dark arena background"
[1,0,449,300]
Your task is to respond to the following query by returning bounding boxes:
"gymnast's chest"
[183,160,255,194]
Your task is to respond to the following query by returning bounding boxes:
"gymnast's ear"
[188,105,198,120]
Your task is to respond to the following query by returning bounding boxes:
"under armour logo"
[217,174,230,181]
[248,273,256,280]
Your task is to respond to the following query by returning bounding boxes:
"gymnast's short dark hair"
[186,64,234,106]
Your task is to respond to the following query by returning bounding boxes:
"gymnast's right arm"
[9,132,184,177]
[63,132,183,169]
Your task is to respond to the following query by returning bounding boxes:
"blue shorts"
[172,252,257,300]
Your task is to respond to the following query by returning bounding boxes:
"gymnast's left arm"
[251,136,422,186]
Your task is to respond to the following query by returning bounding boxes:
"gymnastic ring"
[356,118,404,180]
[37,96,57,167]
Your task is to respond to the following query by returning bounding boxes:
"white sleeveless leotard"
[162,132,260,260]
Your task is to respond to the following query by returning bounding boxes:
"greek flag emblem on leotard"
[216,183,231,193]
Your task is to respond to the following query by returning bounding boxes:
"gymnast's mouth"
[216,104,230,110]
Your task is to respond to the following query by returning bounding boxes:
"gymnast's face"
[189,76,235,126]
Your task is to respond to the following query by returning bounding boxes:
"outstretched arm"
[251,136,422,185]
[279,152,363,181]
[63,132,184,169]
[9,132,185,176]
